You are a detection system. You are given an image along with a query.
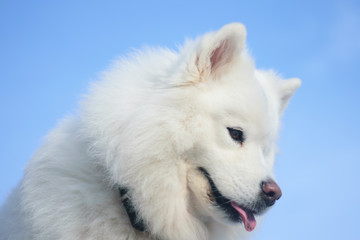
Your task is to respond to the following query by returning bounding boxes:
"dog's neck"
[118,186,147,232]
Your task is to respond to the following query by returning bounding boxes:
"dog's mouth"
[198,167,257,232]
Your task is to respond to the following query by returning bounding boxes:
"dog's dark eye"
[227,128,244,144]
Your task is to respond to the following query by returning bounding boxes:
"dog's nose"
[261,180,282,206]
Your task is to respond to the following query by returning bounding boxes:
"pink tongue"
[231,202,256,232]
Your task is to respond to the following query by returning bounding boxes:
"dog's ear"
[279,78,301,112]
[192,23,247,81]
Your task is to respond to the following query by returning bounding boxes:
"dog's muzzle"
[198,167,282,232]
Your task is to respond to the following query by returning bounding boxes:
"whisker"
[218,200,232,206]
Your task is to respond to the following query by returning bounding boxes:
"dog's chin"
[197,167,269,232]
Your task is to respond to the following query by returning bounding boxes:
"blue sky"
[1,0,359,239]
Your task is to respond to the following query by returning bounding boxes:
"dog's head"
[175,23,301,232]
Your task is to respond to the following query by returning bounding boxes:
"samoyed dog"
[0,23,300,240]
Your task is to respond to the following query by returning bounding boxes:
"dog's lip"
[230,201,256,232]
[198,167,258,231]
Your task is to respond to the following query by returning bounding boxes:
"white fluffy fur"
[0,23,300,240]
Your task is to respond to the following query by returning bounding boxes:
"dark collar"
[118,186,147,232]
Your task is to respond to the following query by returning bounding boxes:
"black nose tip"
[261,180,282,206]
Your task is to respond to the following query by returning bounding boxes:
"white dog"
[0,23,300,240]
